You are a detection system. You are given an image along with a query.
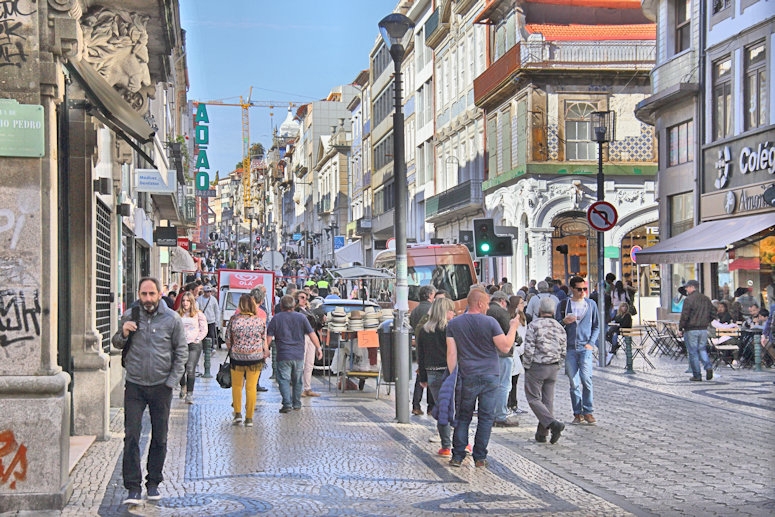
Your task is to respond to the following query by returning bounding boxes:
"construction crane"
[192,87,300,208]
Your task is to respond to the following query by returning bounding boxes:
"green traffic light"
[480,243,490,253]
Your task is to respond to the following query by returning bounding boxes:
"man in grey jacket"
[112,277,187,505]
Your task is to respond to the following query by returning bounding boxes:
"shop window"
[564,102,597,161]
[712,57,732,141]
[744,42,767,131]
[675,0,691,54]
[671,262,697,312]
[667,120,694,166]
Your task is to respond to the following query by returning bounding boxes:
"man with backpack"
[112,277,187,505]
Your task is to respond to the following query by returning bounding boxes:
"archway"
[551,211,595,284]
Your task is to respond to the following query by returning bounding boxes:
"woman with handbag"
[177,292,208,404]
[225,294,268,427]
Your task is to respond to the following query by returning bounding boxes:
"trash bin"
[379,320,396,382]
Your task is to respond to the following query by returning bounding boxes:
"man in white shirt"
[197,286,219,349]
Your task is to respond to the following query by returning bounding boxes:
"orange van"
[372,244,478,314]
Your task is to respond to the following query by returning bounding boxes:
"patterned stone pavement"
[60,350,775,517]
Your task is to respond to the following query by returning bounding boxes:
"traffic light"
[472,218,512,258]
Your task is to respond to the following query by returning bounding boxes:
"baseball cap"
[203,285,213,292]
[681,279,699,290]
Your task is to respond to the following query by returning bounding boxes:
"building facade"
[636,0,775,312]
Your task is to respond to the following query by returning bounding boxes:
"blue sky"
[180,0,398,181]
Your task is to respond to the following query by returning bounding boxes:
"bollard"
[624,336,635,374]
[270,345,277,379]
[202,338,213,378]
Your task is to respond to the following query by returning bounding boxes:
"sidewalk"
[61,349,775,516]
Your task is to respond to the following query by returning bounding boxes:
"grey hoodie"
[112,301,187,388]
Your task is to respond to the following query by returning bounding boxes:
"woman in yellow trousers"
[225,294,268,427]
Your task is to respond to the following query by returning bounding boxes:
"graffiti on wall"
[0,429,28,489]
[0,289,40,351]
[0,0,36,68]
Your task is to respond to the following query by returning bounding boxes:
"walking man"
[267,295,323,413]
[487,290,519,428]
[197,285,219,349]
[558,276,600,425]
[112,277,187,505]
[678,279,716,381]
[446,289,519,468]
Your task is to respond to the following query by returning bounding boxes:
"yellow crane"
[193,87,300,208]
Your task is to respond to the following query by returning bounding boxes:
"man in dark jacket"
[487,291,519,427]
[410,284,436,415]
[112,277,187,505]
[678,279,716,381]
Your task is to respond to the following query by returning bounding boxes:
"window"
[564,102,597,161]
[373,82,395,127]
[675,0,691,53]
[712,0,731,15]
[744,42,767,131]
[667,120,694,166]
[669,192,693,237]
[373,133,394,171]
[712,57,732,141]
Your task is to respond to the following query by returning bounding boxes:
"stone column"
[528,228,554,282]
[0,0,73,510]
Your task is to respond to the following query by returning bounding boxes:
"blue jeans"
[565,348,594,415]
[180,341,203,392]
[494,356,512,422]
[276,359,304,409]
[452,373,499,462]
[425,370,451,448]
[684,329,711,378]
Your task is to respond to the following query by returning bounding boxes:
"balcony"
[425,179,483,224]
[371,208,395,237]
[424,7,449,50]
[474,44,521,109]
[316,193,331,215]
[474,40,655,108]
[355,217,372,236]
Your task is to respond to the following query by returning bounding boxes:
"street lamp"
[328,213,339,266]
[590,110,615,368]
[246,206,255,270]
[379,12,414,424]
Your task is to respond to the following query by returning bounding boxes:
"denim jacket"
[556,297,600,351]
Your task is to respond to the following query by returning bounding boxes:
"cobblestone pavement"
[61,350,775,517]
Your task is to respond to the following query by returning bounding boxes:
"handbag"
[216,352,231,389]
[629,304,637,316]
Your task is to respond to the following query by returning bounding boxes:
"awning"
[334,240,364,266]
[636,213,775,264]
[65,59,156,164]
[169,246,196,272]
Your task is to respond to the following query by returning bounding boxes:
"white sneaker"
[428,433,441,443]
[185,393,193,404]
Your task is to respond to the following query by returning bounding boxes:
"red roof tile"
[526,23,656,41]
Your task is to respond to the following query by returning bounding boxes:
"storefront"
[638,129,775,311]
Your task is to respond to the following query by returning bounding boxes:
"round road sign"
[587,201,618,232]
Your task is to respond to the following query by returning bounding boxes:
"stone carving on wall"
[487,184,522,226]
[616,189,645,206]
[80,6,154,112]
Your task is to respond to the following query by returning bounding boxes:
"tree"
[234,142,265,170]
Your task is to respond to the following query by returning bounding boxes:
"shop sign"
[0,99,44,157]
[194,103,211,191]
[702,180,775,219]
[705,130,775,192]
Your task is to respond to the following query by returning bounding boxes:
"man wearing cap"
[197,285,220,350]
[487,290,520,428]
[678,279,716,381]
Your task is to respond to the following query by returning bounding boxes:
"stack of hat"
[328,307,348,333]
[380,309,394,323]
[348,310,364,331]
[363,306,381,329]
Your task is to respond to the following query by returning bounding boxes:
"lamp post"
[379,12,414,423]
[246,206,255,270]
[329,214,339,266]
[590,110,615,368]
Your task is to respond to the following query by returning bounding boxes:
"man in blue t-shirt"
[446,288,518,468]
[268,295,322,413]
